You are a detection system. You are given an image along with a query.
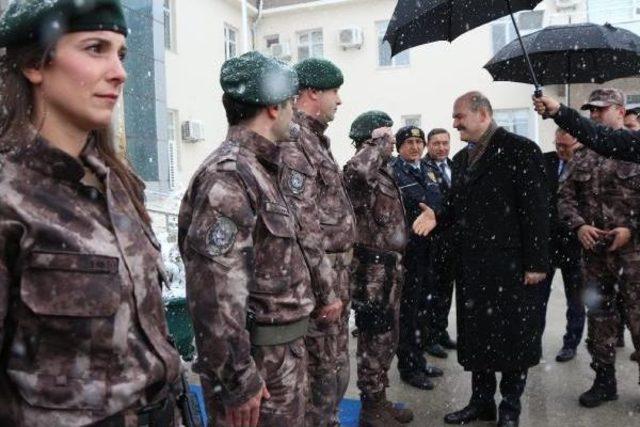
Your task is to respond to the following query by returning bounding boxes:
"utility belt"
[246,314,310,346]
[352,244,401,335]
[95,396,176,427]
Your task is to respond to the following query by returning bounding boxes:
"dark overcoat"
[442,127,550,371]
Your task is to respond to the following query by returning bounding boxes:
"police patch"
[207,217,238,256]
[411,128,421,137]
[289,170,305,194]
[427,171,437,182]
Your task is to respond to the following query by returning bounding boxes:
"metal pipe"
[242,0,250,53]
[505,0,542,95]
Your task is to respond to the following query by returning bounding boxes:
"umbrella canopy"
[384,0,543,56]
[484,23,640,85]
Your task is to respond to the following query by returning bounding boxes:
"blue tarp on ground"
[188,385,366,426]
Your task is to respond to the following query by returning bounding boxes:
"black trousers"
[426,233,455,342]
[397,241,430,374]
[471,370,528,418]
[539,262,586,350]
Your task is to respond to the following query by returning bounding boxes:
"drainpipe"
[242,0,250,53]
[252,0,264,49]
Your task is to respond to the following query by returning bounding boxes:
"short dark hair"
[222,93,262,126]
[427,128,449,142]
[625,108,640,117]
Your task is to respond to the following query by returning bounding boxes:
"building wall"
[164,0,256,186]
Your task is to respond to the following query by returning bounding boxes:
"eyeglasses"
[587,105,614,113]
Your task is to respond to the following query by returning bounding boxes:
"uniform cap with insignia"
[395,125,425,151]
[221,51,299,106]
[0,0,128,48]
[349,110,393,146]
[294,58,344,90]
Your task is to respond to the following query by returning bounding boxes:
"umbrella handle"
[533,88,551,119]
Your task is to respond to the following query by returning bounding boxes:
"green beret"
[349,111,394,144]
[221,51,299,106]
[0,0,128,48]
[294,58,344,90]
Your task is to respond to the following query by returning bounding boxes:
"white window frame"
[297,29,324,60]
[167,109,180,189]
[224,24,238,60]
[376,20,410,68]
[491,11,543,54]
[588,0,639,23]
[402,115,422,128]
[494,108,534,140]
[163,0,176,52]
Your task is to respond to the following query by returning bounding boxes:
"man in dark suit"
[414,91,549,427]
[540,128,586,362]
[423,128,457,358]
[391,125,444,390]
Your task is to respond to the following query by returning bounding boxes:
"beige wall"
[165,0,255,186]
[257,0,562,165]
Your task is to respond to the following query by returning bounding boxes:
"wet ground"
[344,272,640,426]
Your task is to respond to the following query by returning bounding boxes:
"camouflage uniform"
[0,137,182,426]
[178,126,316,426]
[343,135,408,400]
[559,146,640,368]
[293,111,357,426]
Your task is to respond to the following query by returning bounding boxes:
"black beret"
[220,51,298,106]
[349,110,393,145]
[395,125,425,151]
[294,58,344,90]
[0,0,128,48]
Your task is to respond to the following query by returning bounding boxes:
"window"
[163,0,176,51]
[491,11,543,54]
[167,110,180,189]
[266,35,280,49]
[377,20,409,67]
[224,25,238,60]
[494,109,532,139]
[297,30,323,60]
[588,0,637,24]
[402,115,422,128]
[628,94,640,108]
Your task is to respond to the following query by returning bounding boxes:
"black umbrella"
[384,0,544,92]
[485,23,640,85]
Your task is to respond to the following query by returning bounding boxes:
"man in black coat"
[540,128,586,362]
[415,91,549,427]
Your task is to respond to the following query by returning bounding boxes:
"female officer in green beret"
[0,1,182,425]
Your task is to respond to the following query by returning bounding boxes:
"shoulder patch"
[207,217,238,256]
[288,169,305,194]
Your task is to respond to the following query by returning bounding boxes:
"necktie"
[439,162,451,187]
[558,160,565,177]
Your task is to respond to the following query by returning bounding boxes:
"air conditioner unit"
[181,120,204,142]
[554,0,579,9]
[338,27,363,49]
[270,42,292,60]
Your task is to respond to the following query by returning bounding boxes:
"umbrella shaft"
[505,0,540,90]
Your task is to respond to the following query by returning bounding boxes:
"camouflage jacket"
[559,145,640,235]
[344,136,408,254]
[0,137,181,426]
[279,140,339,306]
[177,126,314,406]
[293,111,356,253]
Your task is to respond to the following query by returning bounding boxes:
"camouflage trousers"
[583,249,640,368]
[355,256,402,398]
[203,338,307,426]
[305,251,352,427]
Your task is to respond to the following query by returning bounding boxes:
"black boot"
[579,364,618,408]
[444,403,496,424]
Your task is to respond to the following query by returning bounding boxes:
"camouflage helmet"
[349,110,393,146]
